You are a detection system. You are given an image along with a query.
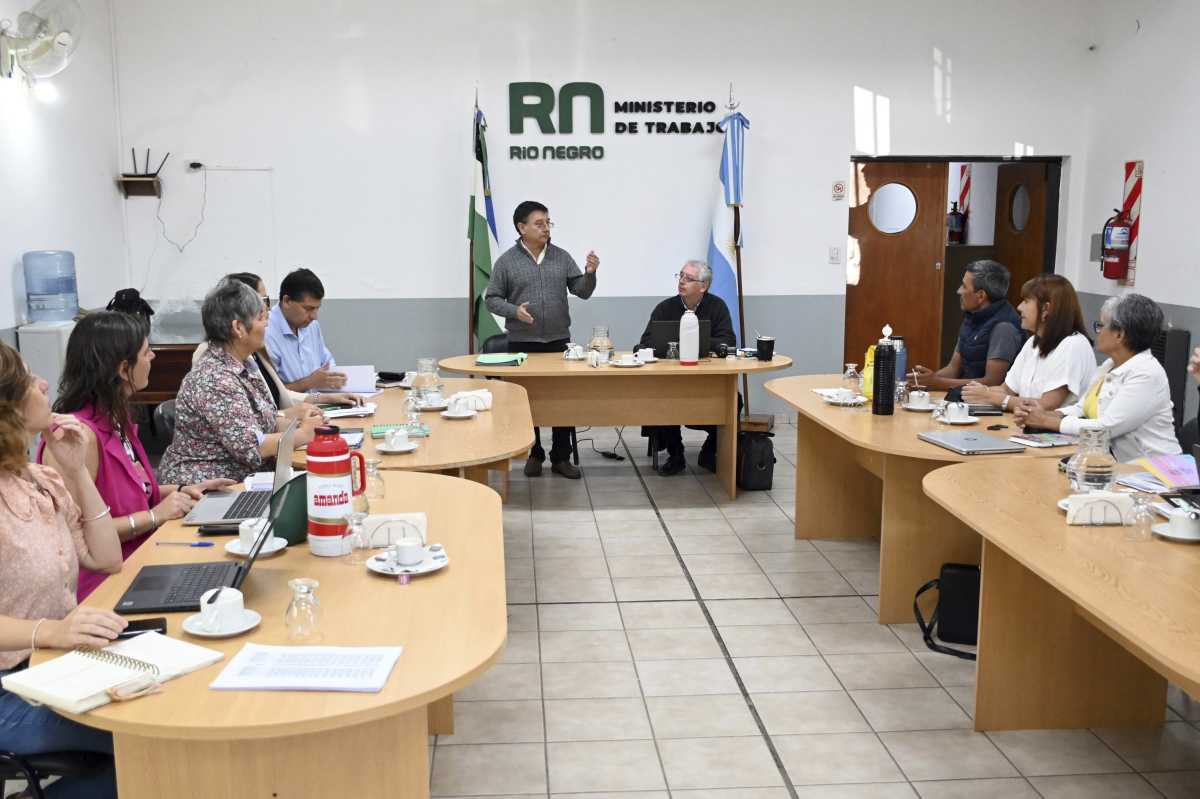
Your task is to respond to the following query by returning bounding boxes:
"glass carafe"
[1066,425,1117,493]
[588,325,614,364]
[285,578,323,642]
[411,357,443,404]
[843,363,861,394]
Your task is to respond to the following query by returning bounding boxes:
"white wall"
[0,0,125,330]
[108,0,1100,305]
[1073,1,1200,309]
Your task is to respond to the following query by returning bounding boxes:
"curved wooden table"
[765,373,1071,624]
[299,379,534,497]
[39,472,505,798]
[926,458,1200,731]
[441,352,793,498]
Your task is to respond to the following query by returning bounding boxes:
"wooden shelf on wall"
[117,175,162,198]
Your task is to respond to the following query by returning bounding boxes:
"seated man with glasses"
[265,268,347,393]
[637,260,737,475]
[485,200,600,479]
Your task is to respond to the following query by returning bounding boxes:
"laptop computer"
[918,430,1026,455]
[115,482,291,615]
[649,320,711,359]
[183,421,297,526]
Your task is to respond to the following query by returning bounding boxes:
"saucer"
[640,356,658,363]
[937,416,980,425]
[224,536,288,558]
[563,355,587,361]
[440,409,477,420]
[611,361,643,368]
[418,401,448,412]
[366,546,450,577]
[182,609,262,638]
[903,403,936,412]
[378,441,419,454]
[824,395,867,407]
[1151,522,1200,544]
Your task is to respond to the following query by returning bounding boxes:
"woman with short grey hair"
[1016,293,1181,461]
[159,280,320,484]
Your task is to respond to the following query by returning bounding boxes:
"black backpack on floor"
[736,431,776,491]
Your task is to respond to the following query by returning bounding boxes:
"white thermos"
[679,310,700,365]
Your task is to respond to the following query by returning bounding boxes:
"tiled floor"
[430,420,1200,798]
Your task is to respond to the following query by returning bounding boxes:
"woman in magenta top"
[39,312,231,599]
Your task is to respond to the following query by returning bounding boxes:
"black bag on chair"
[736,431,775,491]
[913,563,980,661]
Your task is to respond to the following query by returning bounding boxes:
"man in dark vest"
[637,260,738,475]
[911,259,1022,391]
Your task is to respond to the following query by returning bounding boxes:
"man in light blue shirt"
[264,268,347,392]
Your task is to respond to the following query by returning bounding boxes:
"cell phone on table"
[197,524,239,536]
[116,617,167,639]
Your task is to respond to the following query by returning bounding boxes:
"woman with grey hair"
[158,280,320,484]
[1016,293,1181,461]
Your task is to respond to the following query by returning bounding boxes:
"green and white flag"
[469,105,503,347]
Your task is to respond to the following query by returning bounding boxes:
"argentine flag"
[707,111,749,347]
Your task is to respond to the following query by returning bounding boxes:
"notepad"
[371,423,430,439]
[312,365,379,395]
[0,633,224,714]
[324,402,377,420]
[1008,432,1076,448]
[209,644,402,692]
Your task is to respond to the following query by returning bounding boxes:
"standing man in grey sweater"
[485,200,600,479]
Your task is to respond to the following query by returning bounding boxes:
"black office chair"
[0,751,112,799]
[153,399,178,445]
[481,334,579,466]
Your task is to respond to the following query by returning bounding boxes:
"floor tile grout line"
[617,434,801,799]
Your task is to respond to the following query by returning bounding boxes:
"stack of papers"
[210,644,402,693]
[1115,472,1168,493]
[475,353,527,366]
[1135,454,1198,488]
[312,365,380,396]
[324,402,377,419]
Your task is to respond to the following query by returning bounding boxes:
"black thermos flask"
[872,337,896,416]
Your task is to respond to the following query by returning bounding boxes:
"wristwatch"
[1001,395,1011,411]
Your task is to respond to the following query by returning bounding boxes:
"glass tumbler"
[285,578,322,642]
[1125,495,1155,543]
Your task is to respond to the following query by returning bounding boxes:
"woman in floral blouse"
[158,279,319,485]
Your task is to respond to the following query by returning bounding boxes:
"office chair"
[153,399,178,445]
[481,334,579,466]
[0,751,112,799]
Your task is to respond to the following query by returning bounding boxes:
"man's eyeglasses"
[674,273,702,284]
[525,220,555,230]
[259,296,272,309]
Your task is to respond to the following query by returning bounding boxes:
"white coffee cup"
[945,401,970,422]
[450,396,473,415]
[390,540,426,567]
[239,517,268,550]
[909,390,931,407]
[637,347,654,362]
[385,428,409,449]
[1168,509,1200,541]
[619,354,637,366]
[424,389,444,407]
[198,587,245,633]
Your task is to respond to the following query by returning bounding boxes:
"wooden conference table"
[764,374,1070,624]
[298,379,534,494]
[36,472,505,798]
[925,458,1200,731]
[440,352,793,498]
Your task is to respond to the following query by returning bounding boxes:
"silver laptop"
[918,430,1026,456]
[183,421,298,525]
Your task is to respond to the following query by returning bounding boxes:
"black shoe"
[524,455,544,477]
[697,448,717,473]
[551,460,582,479]
[657,453,687,475]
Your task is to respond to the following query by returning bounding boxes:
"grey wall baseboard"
[0,328,14,348]
[1079,291,1199,422]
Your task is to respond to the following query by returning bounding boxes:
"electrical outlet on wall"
[828,246,841,265]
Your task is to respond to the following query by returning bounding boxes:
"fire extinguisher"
[946,201,966,245]
[1101,209,1133,280]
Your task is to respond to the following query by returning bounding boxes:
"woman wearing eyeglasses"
[1016,293,1181,461]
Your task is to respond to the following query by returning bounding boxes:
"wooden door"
[993,163,1050,305]
[845,161,948,372]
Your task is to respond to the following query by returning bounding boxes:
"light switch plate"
[828,246,841,264]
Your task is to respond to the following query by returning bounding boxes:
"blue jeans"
[0,670,116,799]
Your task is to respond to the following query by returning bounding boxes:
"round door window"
[868,183,918,234]
[1011,184,1031,231]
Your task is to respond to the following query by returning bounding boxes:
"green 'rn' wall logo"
[509,82,604,134]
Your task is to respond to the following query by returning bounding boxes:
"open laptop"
[918,430,1026,455]
[183,421,297,526]
[115,483,291,615]
[649,320,711,359]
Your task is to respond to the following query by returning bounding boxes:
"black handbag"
[913,563,980,661]
[736,431,775,490]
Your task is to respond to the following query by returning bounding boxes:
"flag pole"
[727,85,749,415]
[468,93,479,355]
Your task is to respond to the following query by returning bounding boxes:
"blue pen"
[155,541,214,547]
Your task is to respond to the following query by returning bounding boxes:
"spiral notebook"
[0,632,223,714]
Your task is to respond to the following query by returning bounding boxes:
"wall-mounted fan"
[0,0,83,81]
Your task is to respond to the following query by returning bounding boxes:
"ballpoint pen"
[155,541,215,547]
